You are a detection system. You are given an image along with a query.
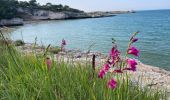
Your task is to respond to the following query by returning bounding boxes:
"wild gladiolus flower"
[98,69,106,79]
[107,78,117,89]
[110,47,120,57]
[99,32,140,89]
[124,59,137,71]
[110,47,115,56]
[128,46,139,56]
[109,47,120,64]
[103,63,110,72]
[46,57,52,70]
[114,50,120,58]
[98,64,110,79]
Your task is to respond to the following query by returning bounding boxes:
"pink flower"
[110,47,120,57]
[98,69,106,79]
[124,59,137,71]
[103,63,110,72]
[98,64,110,79]
[110,47,115,56]
[132,38,138,43]
[128,46,139,56]
[46,57,52,70]
[107,78,117,89]
[114,50,120,58]
[109,47,120,64]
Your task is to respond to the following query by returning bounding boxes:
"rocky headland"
[0,7,133,26]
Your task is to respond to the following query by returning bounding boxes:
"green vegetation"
[39,3,83,13]
[48,46,61,54]
[14,40,25,46]
[0,0,19,19]
[0,31,167,100]
[0,0,83,20]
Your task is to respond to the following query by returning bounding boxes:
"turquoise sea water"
[11,10,170,70]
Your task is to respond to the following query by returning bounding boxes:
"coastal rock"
[31,10,68,20]
[17,8,133,21]
[87,11,116,18]
[0,18,24,26]
[26,10,117,20]
[0,8,133,26]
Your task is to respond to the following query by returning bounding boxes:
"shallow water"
[11,9,170,70]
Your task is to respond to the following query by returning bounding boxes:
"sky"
[18,0,170,12]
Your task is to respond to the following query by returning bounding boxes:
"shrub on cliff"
[14,40,25,46]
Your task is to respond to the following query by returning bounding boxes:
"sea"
[10,9,170,70]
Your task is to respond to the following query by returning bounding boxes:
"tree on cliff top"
[0,0,18,19]
[29,0,39,9]
[0,0,84,20]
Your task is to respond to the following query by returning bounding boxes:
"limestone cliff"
[0,7,132,26]
[0,18,23,26]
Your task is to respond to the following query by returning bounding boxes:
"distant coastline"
[0,9,133,27]
[136,8,170,12]
[0,0,135,26]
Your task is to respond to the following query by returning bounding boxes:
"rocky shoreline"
[0,8,133,26]
[16,43,170,95]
